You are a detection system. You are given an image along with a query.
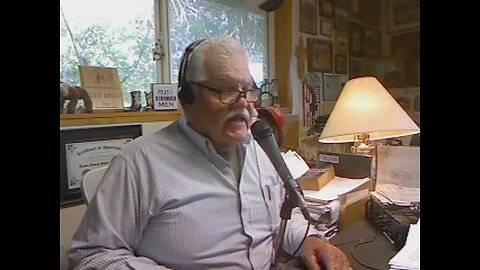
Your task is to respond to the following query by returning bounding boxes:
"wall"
[275,0,420,139]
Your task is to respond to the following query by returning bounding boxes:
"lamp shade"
[319,76,420,143]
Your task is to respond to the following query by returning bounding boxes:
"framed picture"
[334,31,349,55]
[349,56,362,79]
[303,72,323,126]
[336,0,348,9]
[78,65,124,111]
[307,38,333,73]
[300,0,318,35]
[334,7,348,32]
[391,31,420,87]
[320,19,333,37]
[323,73,342,101]
[335,54,348,74]
[364,28,381,58]
[388,0,420,32]
[60,125,142,208]
[318,0,334,19]
[348,21,364,57]
[151,83,179,110]
[349,0,381,26]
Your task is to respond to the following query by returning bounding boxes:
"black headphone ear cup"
[178,39,206,105]
[178,82,194,104]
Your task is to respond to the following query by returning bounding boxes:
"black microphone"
[251,120,312,222]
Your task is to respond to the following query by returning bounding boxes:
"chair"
[81,166,108,205]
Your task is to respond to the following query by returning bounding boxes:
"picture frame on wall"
[320,19,333,37]
[60,125,142,208]
[318,0,334,19]
[349,56,362,79]
[348,21,364,57]
[300,0,318,35]
[307,38,333,73]
[335,54,348,74]
[334,6,348,32]
[349,0,381,27]
[388,0,420,32]
[390,31,420,87]
[334,31,349,55]
[364,28,381,58]
[323,73,343,102]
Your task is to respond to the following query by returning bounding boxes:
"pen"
[266,185,272,201]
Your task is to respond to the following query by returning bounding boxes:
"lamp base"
[351,142,375,156]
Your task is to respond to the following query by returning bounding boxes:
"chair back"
[81,166,108,204]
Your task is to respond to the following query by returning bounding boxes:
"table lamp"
[318,76,420,155]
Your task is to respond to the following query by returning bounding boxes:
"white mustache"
[226,109,251,123]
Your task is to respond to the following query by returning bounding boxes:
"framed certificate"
[323,73,342,101]
[60,125,142,208]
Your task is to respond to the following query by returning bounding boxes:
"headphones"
[177,39,206,104]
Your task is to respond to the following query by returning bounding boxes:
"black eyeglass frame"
[190,81,260,105]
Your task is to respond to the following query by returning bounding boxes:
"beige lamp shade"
[319,76,420,143]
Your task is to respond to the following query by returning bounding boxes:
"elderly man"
[68,36,351,270]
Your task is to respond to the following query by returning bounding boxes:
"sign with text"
[79,65,124,111]
[151,83,178,111]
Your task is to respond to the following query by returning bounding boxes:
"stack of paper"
[303,176,371,203]
[389,219,420,270]
[374,183,420,206]
[305,199,341,226]
[281,150,310,179]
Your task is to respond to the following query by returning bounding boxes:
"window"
[60,0,269,107]
[168,0,268,84]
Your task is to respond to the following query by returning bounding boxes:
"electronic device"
[367,195,420,250]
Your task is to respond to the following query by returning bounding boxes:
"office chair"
[81,166,108,205]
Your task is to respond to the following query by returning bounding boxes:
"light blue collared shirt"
[68,119,316,269]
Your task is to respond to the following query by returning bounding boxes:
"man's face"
[183,53,257,151]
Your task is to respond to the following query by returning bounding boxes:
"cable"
[349,231,384,270]
[282,219,310,264]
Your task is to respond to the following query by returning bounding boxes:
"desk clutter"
[292,146,420,270]
[367,195,419,250]
[285,146,420,248]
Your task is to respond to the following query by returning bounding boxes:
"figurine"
[60,82,93,114]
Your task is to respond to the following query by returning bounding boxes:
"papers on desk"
[389,219,420,270]
[304,176,371,203]
[373,184,420,206]
[281,150,310,179]
[304,199,341,226]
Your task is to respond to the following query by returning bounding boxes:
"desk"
[330,219,398,270]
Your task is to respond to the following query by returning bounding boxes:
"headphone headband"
[178,39,206,104]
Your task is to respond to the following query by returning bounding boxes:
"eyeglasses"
[190,81,260,105]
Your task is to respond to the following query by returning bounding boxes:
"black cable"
[282,219,310,264]
[349,231,384,270]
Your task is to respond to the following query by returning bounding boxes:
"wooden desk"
[330,219,398,270]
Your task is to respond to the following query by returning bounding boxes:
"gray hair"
[185,36,249,84]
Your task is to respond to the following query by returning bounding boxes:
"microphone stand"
[270,194,297,270]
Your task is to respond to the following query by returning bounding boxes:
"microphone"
[251,120,312,222]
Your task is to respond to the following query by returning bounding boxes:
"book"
[297,165,335,191]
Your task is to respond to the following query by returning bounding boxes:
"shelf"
[60,110,182,127]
